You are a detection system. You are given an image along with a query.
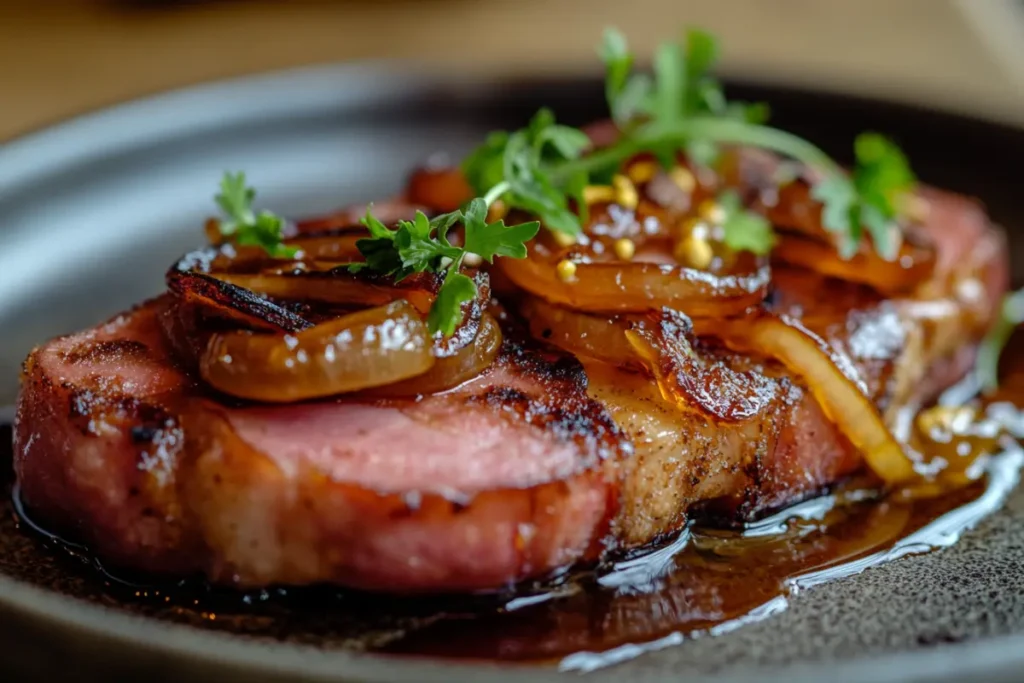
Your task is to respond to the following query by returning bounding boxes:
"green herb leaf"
[462,131,510,195]
[462,198,541,262]
[719,190,775,255]
[652,41,684,123]
[813,133,915,259]
[215,172,297,258]
[851,132,915,258]
[811,175,858,257]
[429,271,478,337]
[977,288,1024,393]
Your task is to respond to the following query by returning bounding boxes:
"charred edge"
[469,385,630,464]
[499,336,590,392]
[66,384,178,439]
[315,268,447,296]
[167,270,312,332]
[59,339,151,365]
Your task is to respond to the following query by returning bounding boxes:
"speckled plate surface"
[2,66,1024,683]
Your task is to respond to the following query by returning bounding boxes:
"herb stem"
[550,117,844,184]
[483,180,511,207]
[977,289,1024,392]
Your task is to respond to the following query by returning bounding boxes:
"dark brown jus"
[11,153,1010,592]
[3,373,1021,667]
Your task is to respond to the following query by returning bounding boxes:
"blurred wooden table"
[2,0,1024,141]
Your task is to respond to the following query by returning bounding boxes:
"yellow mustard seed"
[612,174,639,209]
[552,230,577,248]
[626,160,659,184]
[583,185,616,205]
[676,236,714,269]
[488,199,508,221]
[556,259,578,282]
[697,198,726,225]
[669,166,696,194]
[613,238,636,261]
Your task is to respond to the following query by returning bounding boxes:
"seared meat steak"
[13,185,1005,592]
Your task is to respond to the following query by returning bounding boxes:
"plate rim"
[3,61,1024,683]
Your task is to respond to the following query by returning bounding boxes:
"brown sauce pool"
[3,356,1024,671]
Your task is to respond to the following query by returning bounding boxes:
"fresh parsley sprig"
[215,172,297,259]
[977,288,1024,393]
[211,26,920,338]
[462,107,591,236]
[719,190,775,255]
[813,133,916,259]
[464,28,915,259]
[349,199,540,335]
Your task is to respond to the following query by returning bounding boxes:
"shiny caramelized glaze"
[5,354,1022,668]
[8,141,1020,668]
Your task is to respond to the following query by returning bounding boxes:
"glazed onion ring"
[200,300,434,402]
[520,296,640,368]
[212,270,440,315]
[500,239,770,316]
[772,231,936,295]
[362,313,502,397]
[719,314,916,485]
[756,179,937,294]
[522,296,774,422]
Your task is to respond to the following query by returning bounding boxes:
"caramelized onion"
[500,238,770,316]
[520,296,640,368]
[200,300,434,402]
[293,199,424,235]
[212,270,440,315]
[773,231,936,294]
[406,166,474,213]
[521,296,774,421]
[363,314,502,397]
[719,314,916,484]
[167,269,311,333]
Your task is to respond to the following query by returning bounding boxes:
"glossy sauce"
[4,350,1024,671]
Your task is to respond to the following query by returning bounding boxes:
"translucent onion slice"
[405,166,474,213]
[212,270,439,315]
[362,313,502,397]
[521,296,774,422]
[167,270,311,333]
[719,314,917,485]
[773,232,936,294]
[519,296,640,368]
[201,300,434,402]
[500,240,771,316]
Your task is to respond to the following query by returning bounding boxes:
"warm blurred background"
[3,0,1024,141]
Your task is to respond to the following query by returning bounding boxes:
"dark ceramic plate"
[2,65,1024,683]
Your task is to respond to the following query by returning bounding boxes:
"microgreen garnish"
[213,27,920,336]
[349,200,540,335]
[215,172,297,259]
[718,190,775,255]
[813,133,916,259]
[464,27,914,259]
[977,289,1024,393]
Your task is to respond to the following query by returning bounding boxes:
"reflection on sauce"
[3,352,1024,671]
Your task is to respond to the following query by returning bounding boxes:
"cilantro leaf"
[601,29,652,127]
[813,133,915,259]
[350,202,536,335]
[811,175,858,257]
[719,190,775,255]
[395,211,455,275]
[463,131,510,195]
[652,41,684,123]
[978,288,1024,392]
[851,132,914,258]
[428,271,478,337]
[215,172,297,258]
[462,198,541,261]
